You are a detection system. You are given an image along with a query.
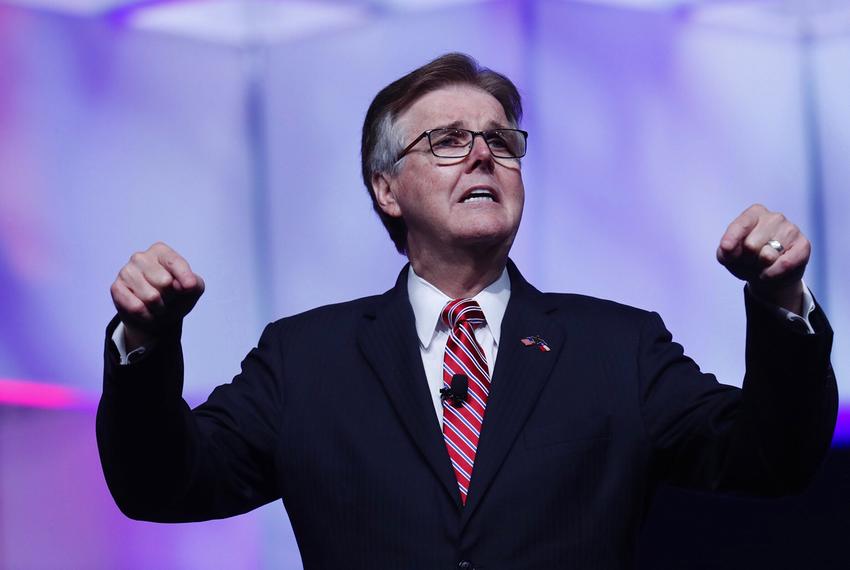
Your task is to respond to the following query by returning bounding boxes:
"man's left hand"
[716,203,810,315]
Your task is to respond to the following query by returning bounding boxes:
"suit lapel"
[461,261,566,527]
[356,265,460,505]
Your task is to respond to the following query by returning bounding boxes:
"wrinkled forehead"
[396,85,512,139]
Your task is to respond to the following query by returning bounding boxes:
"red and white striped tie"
[441,298,490,505]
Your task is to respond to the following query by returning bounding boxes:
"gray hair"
[368,113,406,181]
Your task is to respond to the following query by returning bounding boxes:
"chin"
[456,228,516,251]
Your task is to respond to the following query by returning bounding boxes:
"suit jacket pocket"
[523,414,612,450]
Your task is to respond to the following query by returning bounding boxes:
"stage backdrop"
[1,0,847,568]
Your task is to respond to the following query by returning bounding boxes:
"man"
[98,54,836,569]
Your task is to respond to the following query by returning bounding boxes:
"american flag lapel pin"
[521,335,550,352]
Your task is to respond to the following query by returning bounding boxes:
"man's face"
[374,85,525,259]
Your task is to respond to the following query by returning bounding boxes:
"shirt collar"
[407,265,511,350]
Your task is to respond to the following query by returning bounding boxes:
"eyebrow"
[434,120,512,130]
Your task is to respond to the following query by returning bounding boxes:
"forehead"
[397,84,510,134]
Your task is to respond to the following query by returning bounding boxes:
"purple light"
[834,406,850,446]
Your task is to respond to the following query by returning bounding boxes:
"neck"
[408,245,508,299]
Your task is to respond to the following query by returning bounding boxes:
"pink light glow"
[0,378,91,409]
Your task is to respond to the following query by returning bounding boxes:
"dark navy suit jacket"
[97,262,837,569]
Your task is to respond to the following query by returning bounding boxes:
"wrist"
[122,322,154,352]
[749,279,804,315]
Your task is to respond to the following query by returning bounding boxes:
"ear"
[372,172,402,218]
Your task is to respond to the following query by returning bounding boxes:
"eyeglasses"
[396,128,528,161]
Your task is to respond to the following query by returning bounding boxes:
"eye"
[431,129,470,147]
[486,130,524,156]
[485,132,509,149]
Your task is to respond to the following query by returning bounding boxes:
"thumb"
[172,272,205,295]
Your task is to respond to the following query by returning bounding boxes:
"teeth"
[463,196,494,203]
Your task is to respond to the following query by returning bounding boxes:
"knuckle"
[743,236,761,253]
[138,290,162,305]
[152,241,173,255]
[127,296,146,313]
[129,251,146,265]
[153,273,174,289]
[113,287,144,313]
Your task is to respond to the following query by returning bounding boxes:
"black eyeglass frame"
[395,128,529,162]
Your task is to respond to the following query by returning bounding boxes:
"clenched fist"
[716,204,810,314]
[110,242,205,349]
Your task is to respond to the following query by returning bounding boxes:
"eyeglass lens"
[428,128,526,159]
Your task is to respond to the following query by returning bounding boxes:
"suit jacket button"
[458,561,473,569]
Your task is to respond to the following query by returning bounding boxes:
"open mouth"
[460,188,497,204]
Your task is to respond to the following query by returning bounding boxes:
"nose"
[466,133,494,171]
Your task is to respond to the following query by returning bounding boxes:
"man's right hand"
[110,242,205,351]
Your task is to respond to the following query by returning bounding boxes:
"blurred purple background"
[1,0,848,567]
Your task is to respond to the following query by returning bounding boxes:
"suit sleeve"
[639,289,837,495]
[96,316,283,522]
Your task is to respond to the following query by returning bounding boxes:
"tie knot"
[441,298,486,330]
